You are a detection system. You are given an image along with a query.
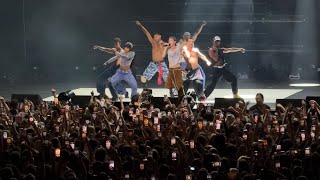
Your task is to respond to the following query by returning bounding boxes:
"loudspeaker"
[71,95,131,109]
[11,94,42,106]
[275,99,303,108]
[150,97,180,110]
[213,98,243,109]
[113,101,130,109]
[71,96,98,108]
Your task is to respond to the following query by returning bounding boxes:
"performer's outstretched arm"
[162,46,170,59]
[103,56,118,65]
[192,21,207,42]
[196,49,211,66]
[115,51,135,60]
[93,45,115,54]
[182,46,191,59]
[222,47,245,53]
[136,21,154,44]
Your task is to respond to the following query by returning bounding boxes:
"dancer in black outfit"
[204,36,245,98]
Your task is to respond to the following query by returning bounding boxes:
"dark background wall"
[0,0,319,85]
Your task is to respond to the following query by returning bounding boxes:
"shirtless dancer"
[136,21,169,87]
[182,38,211,101]
[179,21,207,94]
[162,36,185,98]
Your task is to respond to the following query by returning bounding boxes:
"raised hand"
[276,104,284,108]
[206,60,212,66]
[201,21,207,26]
[136,21,141,26]
[240,48,246,53]
[93,45,99,50]
[163,42,170,47]
[309,100,317,105]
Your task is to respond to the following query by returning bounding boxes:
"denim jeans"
[110,69,138,99]
[96,64,126,96]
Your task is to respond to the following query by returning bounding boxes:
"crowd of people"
[0,91,319,180]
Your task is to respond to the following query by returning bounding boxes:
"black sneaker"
[125,91,129,98]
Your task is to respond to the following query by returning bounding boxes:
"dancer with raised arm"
[136,21,169,87]
[162,36,185,98]
[180,21,207,95]
[93,38,128,99]
[105,42,138,99]
[204,36,245,99]
[179,21,207,47]
[182,38,211,101]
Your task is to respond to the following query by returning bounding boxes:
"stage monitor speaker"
[113,101,130,109]
[71,95,131,109]
[71,96,98,109]
[275,99,304,108]
[213,98,243,109]
[11,94,42,106]
[150,97,180,110]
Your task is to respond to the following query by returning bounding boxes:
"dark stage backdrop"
[0,0,319,85]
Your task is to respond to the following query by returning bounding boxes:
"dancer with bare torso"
[182,38,211,101]
[136,21,169,87]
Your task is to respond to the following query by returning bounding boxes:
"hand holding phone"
[172,152,177,161]
[242,134,247,140]
[106,140,111,149]
[305,147,310,156]
[55,148,61,157]
[190,140,195,149]
[139,163,144,170]
[171,137,176,145]
[3,131,7,139]
[109,160,114,170]
[198,121,203,129]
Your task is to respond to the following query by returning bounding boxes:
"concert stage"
[1,80,318,109]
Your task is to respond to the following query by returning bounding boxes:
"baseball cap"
[213,36,221,41]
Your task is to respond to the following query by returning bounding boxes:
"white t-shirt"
[167,46,185,66]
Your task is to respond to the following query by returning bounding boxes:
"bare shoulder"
[192,47,199,52]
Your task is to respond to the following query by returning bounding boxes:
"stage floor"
[1,80,319,109]
[43,88,302,105]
